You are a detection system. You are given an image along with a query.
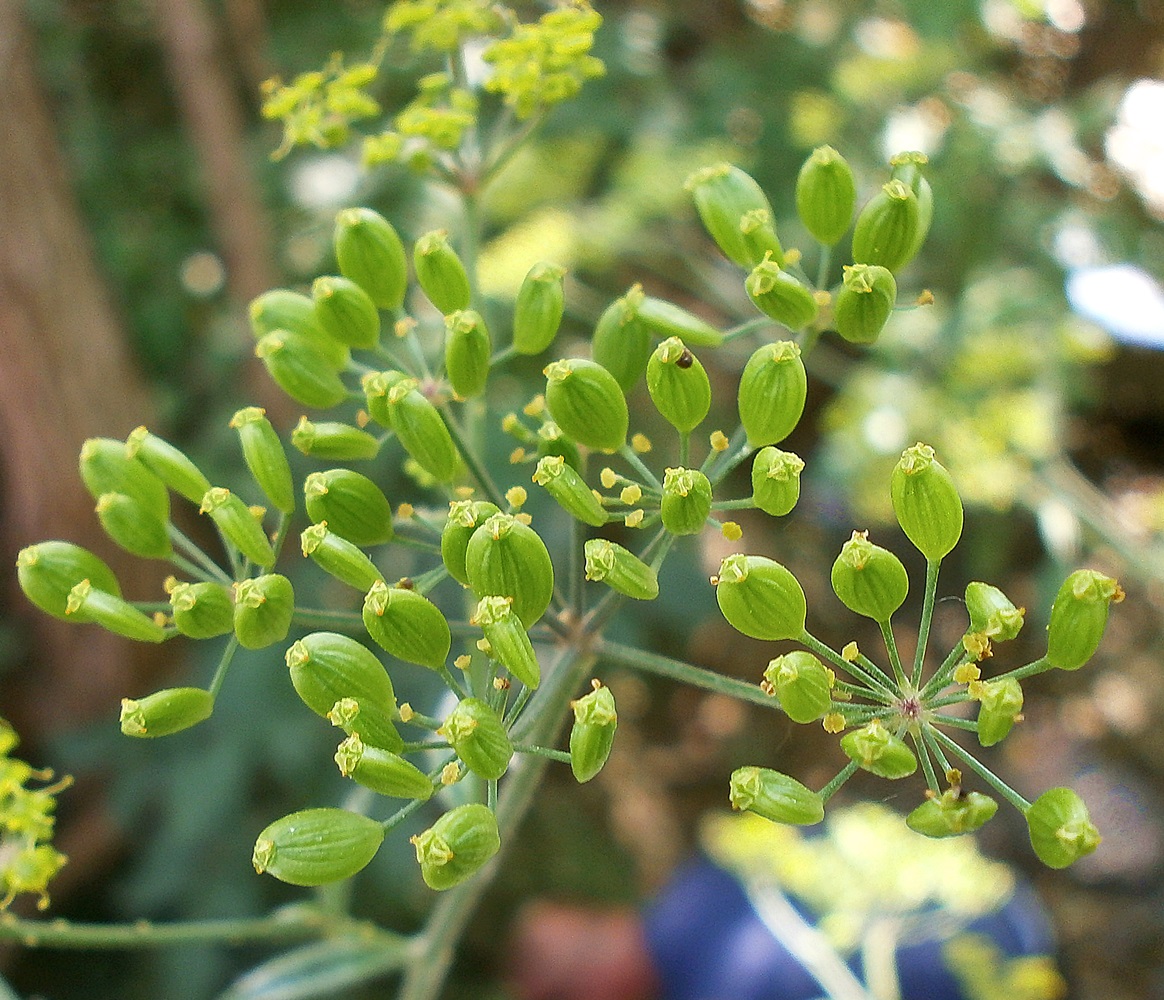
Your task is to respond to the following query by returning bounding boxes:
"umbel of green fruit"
[890,443,963,562]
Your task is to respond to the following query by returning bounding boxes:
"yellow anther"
[440,762,461,785]
[515,512,533,526]
[710,430,730,452]
[523,395,546,417]
[631,432,652,454]
[399,703,415,723]
[954,662,982,685]
[624,509,645,528]
[506,486,528,509]
[823,712,846,734]
[620,485,642,505]
[600,468,618,489]
[454,654,472,671]
[396,502,414,519]
[841,641,859,662]
[721,521,743,541]
[510,447,527,464]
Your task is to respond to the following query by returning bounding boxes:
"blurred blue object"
[1067,264,1164,349]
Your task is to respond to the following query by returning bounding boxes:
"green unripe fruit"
[444,309,491,399]
[465,514,555,628]
[830,530,909,622]
[965,582,1025,642]
[200,487,276,568]
[851,179,921,273]
[334,207,408,310]
[230,407,295,515]
[751,447,804,517]
[532,455,607,527]
[763,651,833,724]
[312,275,380,350]
[301,523,384,592]
[440,698,513,781]
[17,542,121,622]
[304,469,393,547]
[412,803,500,891]
[232,574,294,649]
[729,766,824,826]
[745,257,818,332]
[253,807,384,886]
[584,539,659,601]
[291,416,381,461]
[65,580,165,643]
[714,554,807,641]
[95,492,172,559]
[363,580,451,671]
[334,734,432,800]
[890,443,963,562]
[661,467,713,536]
[385,379,461,482]
[907,789,998,838]
[168,580,234,639]
[637,296,723,348]
[834,264,897,345]
[414,229,472,314]
[737,342,807,448]
[248,289,349,369]
[125,427,211,505]
[647,338,711,434]
[361,369,409,428]
[440,500,501,586]
[512,262,566,355]
[795,145,856,247]
[591,287,650,392]
[840,719,917,779]
[79,437,169,522]
[889,151,933,263]
[976,676,1024,747]
[255,331,349,410]
[120,687,214,738]
[473,595,540,689]
[544,359,628,454]
[1026,787,1101,869]
[569,682,617,783]
[1045,569,1122,671]
[686,162,782,268]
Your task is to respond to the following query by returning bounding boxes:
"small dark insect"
[397,577,415,590]
[676,349,694,369]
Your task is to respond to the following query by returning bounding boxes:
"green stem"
[513,744,571,763]
[711,498,756,511]
[927,728,1031,813]
[853,650,898,694]
[207,637,240,701]
[167,525,232,586]
[721,316,771,344]
[799,632,899,703]
[618,442,661,490]
[383,795,438,836]
[997,656,1054,682]
[818,759,860,803]
[815,242,833,291]
[929,713,978,732]
[879,621,907,689]
[911,729,940,794]
[912,559,940,688]
[441,404,506,509]
[919,640,968,700]
[679,430,691,467]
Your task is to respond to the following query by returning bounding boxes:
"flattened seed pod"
[253,807,384,886]
[248,288,349,370]
[686,162,782,268]
[444,309,491,399]
[255,330,349,410]
[291,417,381,461]
[414,229,472,314]
[795,145,856,247]
[583,539,658,600]
[120,687,214,738]
[569,682,617,782]
[411,803,500,890]
[79,437,169,522]
[646,338,711,434]
[544,359,628,453]
[839,719,917,779]
[751,447,804,517]
[472,595,540,689]
[334,207,408,310]
[440,698,513,780]
[729,766,824,825]
[200,488,276,568]
[95,492,172,559]
[763,651,833,724]
[362,369,409,428]
[232,574,294,649]
[301,523,384,592]
[1025,787,1100,868]
[362,580,451,670]
[591,289,651,393]
[440,500,501,586]
[737,342,807,448]
[17,541,121,622]
[230,407,295,515]
[464,513,554,628]
[907,789,998,838]
[65,580,165,643]
[890,443,963,563]
[714,554,806,641]
[833,264,896,346]
[335,734,433,800]
[660,467,713,536]
[304,469,394,547]
[385,379,460,482]
[976,677,1024,747]
[312,274,380,349]
[851,179,921,274]
[830,530,909,623]
[512,262,566,356]
[532,456,606,527]
[125,427,211,504]
[637,296,723,348]
[1045,569,1122,671]
[745,257,818,332]
[169,580,234,639]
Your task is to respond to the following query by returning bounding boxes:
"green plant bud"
[334,734,432,800]
[751,447,805,517]
[833,264,897,345]
[229,407,296,515]
[168,581,234,639]
[637,296,724,348]
[291,416,380,461]
[79,437,169,522]
[965,582,1025,642]
[512,262,566,355]
[851,179,922,273]
[646,338,712,434]
[472,595,540,689]
[125,427,211,504]
[120,687,214,738]
[248,289,349,370]
[660,467,713,536]
[1045,569,1122,671]
[255,330,350,411]
[200,487,276,568]
[65,580,165,643]
[232,574,294,650]
[253,807,384,886]
[362,580,451,670]
[569,682,617,782]
[95,492,172,559]
[583,538,659,600]
[1025,787,1101,869]
[976,676,1024,747]
[745,256,819,332]
[414,229,472,314]
[301,523,384,592]
[544,358,629,453]
[440,500,501,586]
[532,455,606,527]
[685,162,782,268]
[304,469,393,547]
[890,443,964,562]
[830,530,909,622]
[17,541,121,622]
[334,207,408,310]
[763,651,833,724]
[728,766,824,826]
[906,789,998,838]
[714,554,807,641]
[444,309,491,399]
[362,369,409,428]
[412,802,500,891]
[737,342,808,448]
[440,698,513,781]
[592,287,651,392]
[465,513,555,628]
[286,632,401,751]
[889,151,933,263]
[795,145,857,246]
[312,275,381,350]
[840,720,917,779]
[385,379,460,481]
